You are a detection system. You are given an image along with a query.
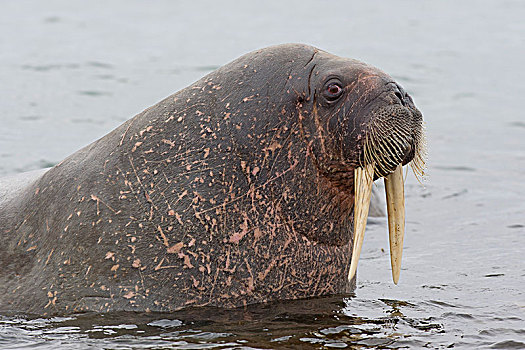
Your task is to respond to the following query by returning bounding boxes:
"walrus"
[0,44,425,315]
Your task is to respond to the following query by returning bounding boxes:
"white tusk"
[348,163,375,282]
[384,164,405,285]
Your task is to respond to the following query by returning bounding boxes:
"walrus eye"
[323,81,343,101]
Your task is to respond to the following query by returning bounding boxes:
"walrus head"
[295,49,426,284]
[218,44,426,288]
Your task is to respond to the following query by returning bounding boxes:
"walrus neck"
[261,132,354,247]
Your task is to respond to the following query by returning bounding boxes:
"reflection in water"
[0,296,447,349]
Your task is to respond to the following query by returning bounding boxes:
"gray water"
[1,0,524,348]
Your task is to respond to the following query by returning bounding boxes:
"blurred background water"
[1,0,524,348]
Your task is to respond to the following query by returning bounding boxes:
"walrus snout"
[359,101,425,179]
[349,81,426,285]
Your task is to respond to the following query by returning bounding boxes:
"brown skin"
[0,44,422,315]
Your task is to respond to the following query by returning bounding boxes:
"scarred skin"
[0,44,422,315]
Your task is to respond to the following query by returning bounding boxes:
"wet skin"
[0,44,423,315]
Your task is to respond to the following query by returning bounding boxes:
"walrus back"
[0,168,48,205]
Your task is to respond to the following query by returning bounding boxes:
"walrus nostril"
[389,83,408,107]
[394,90,405,106]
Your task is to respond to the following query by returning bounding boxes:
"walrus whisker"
[382,140,402,161]
[412,126,428,179]
[387,138,407,160]
[362,134,373,169]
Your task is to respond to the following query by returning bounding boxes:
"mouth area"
[348,105,426,285]
[361,104,425,179]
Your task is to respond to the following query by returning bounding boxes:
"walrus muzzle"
[348,103,426,284]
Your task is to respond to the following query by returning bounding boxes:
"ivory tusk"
[384,164,405,285]
[348,163,375,282]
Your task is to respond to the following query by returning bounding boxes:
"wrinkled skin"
[0,44,422,315]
